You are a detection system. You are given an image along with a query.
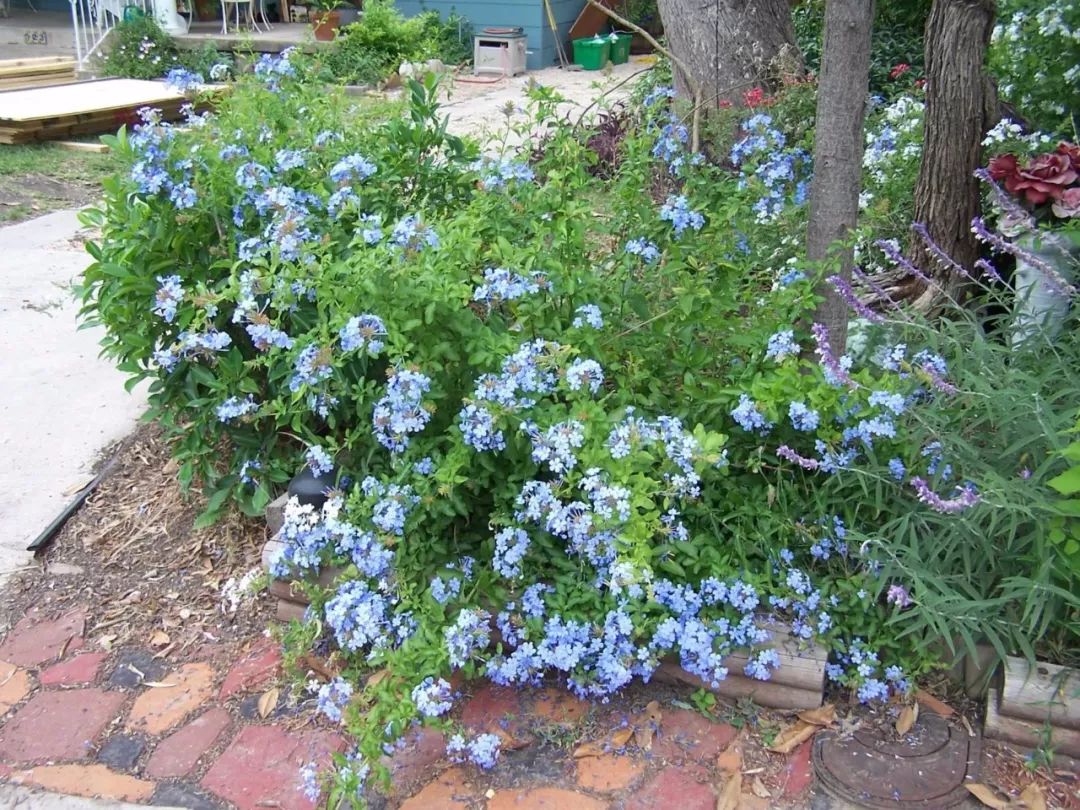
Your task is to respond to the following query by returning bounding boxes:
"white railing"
[69,0,154,69]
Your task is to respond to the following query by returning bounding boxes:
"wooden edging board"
[0,78,187,126]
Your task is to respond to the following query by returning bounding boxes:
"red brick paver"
[576,753,644,792]
[650,708,737,763]
[0,608,86,667]
[488,787,608,809]
[218,638,282,699]
[461,683,532,747]
[126,662,215,735]
[384,726,447,789]
[201,725,344,810]
[0,661,32,710]
[0,688,124,762]
[39,652,107,687]
[624,763,715,810]
[9,764,155,802]
[146,707,233,778]
[399,766,475,809]
[783,738,814,797]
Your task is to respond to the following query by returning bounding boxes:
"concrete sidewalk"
[0,209,146,587]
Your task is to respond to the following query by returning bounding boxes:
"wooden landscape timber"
[0,57,78,92]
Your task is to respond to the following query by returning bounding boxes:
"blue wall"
[395,0,583,70]
[10,0,69,13]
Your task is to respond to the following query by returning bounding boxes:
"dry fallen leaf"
[915,689,954,718]
[149,630,170,648]
[257,687,280,719]
[896,702,919,736]
[715,771,742,810]
[611,727,634,748]
[797,703,836,727]
[366,669,389,688]
[643,700,663,724]
[1017,783,1047,810]
[960,714,976,738]
[766,721,818,754]
[715,741,742,774]
[634,724,654,750]
[964,783,1011,809]
[572,742,605,759]
[751,777,772,799]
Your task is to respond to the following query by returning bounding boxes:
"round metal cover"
[812,712,982,808]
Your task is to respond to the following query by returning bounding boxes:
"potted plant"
[308,0,341,41]
[983,135,1080,348]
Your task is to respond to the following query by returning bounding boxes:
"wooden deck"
[174,21,327,53]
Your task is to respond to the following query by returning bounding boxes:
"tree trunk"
[655,0,803,108]
[909,0,996,310]
[806,0,875,355]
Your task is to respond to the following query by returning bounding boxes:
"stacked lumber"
[984,656,1080,761]
[0,57,78,91]
[0,78,192,145]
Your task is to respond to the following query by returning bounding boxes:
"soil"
[0,172,105,225]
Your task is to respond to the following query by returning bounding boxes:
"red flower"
[743,87,764,108]
[1056,141,1080,171]
[889,63,910,80]
[717,99,733,109]
[1052,187,1080,218]
[913,78,926,89]
[1009,152,1078,205]
[988,153,1019,181]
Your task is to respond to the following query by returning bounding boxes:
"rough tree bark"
[909,0,996,310]
[655,0,803,108]
[806,0,875,355]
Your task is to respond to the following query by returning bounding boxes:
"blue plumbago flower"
[339,313,386,355]
[788,401,821,432]
[153,274,183,323]
[869,390,906,415]
[270,497,332,576]
[921,441,951,479]
[371,484,419,535]
[372,369,432,453]
[219,143,247,161]
[565,358,604,394]
[445,609,491,668]
[472,267,547,308]
[153,329,232,372]
[236,161,270,189]
[765,329,798,362]
[888,457,906,481]
[472,157,535,189]
[216,395,258,423]
[521,583,549,618]
[572,304,604,329]
[858,678,890,703]
[305,445,334,477]
[316,677,353,722]
[246,322,293,351]
[330,154,377,185]
[164,67,203,93]
[325,579,409,656]
[872,342,907,372]
[730,113,786,165]
[659,195,705,236]
[430,574,462,605]
[290,345,333,391]
[779,267,806,286]
[169,183,197,210]
[744,648,781,681]
[415,456,435,475]
[469,339,561,412]
[314,130,343,147]
[253,49,296,90]
[607,409,660,458]
[458,403,505,452]
[328,186,357,217]
[626,238,661,263]
[843,415,896,448]
[643,85,675,106]
[390,215,439,252]
[299,762,320,802]
[358,214,382,245]
[731,393,772,434]
[524,420,586,475]
[275,148,306,172]
[411,677,454,717]
[239,459,261,486]
[815,440,858,474]
[447,733,501,770]
[884,664,910,692]
[493,527,530,578]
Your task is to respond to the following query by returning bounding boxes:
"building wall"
[395,0,582,70]
[10,0,69,13]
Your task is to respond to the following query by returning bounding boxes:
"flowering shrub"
[81,56,1080,804]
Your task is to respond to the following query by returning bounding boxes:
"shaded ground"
[0,144,120,224]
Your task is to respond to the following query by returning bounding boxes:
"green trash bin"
[608,32,631,65]
[123,5,146,19]
[572,35,611,70]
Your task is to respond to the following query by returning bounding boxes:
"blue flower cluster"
[325,579,413,659]
[524,419,586,475]
[659,195,705,236]
[339,314,386,355]
[316,677,353,723]
[153,274,183,323]
[164,67,203,94]
[446,732,501,769]
[444,608,491,668]
[390,215,439,253]
[493,527,531,578]
[372,369,432,453]
[572,304,604,329]
[472,267,547,308]
[472,157,535,190]
[764,329,798,362]
[306,445,334,477]
[290,345,333,391]
[153,328,232,372]
[216,395,258,423]
[825,638,909,703]
[730,113,811,223]
[625,238,661,264]
[731,394,772,434]
[411,677,454,717]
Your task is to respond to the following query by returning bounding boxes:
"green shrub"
[80,57,1079,801]
[99,16,230,80]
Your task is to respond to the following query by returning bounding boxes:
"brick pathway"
[0,605,817,808]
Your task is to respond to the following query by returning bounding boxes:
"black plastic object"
[287,465,337,509]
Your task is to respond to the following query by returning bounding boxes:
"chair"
[219,0,259,33]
